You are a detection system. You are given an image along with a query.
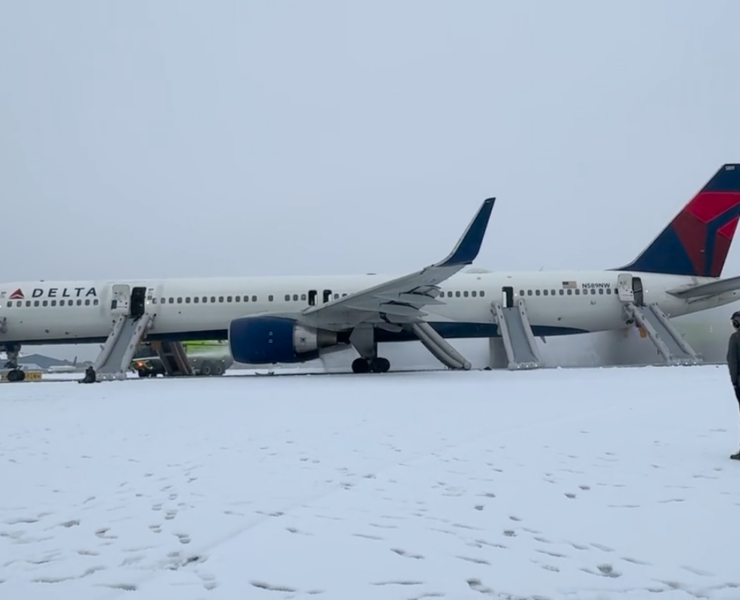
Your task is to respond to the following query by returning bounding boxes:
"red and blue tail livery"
[618,164,740,278]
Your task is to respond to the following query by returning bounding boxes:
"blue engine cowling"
[228,315,342,364]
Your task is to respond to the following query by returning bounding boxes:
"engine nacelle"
[228,315,341,364]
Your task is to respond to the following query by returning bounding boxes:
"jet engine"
[228,315,345,364]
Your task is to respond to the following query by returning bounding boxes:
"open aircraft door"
[617,274,634,302]
[110,284,131,316]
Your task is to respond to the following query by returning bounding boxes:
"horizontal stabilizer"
[667,274,740,299]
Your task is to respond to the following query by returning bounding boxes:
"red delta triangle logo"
[9,289,24,300]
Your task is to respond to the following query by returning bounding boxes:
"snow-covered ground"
[2,365,740,600]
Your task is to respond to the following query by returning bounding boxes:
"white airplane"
[2,163,740,382]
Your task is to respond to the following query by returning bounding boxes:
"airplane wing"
[667,274,740,299]
[297,197,496,331]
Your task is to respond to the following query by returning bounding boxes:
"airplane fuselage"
[1,269,736,348]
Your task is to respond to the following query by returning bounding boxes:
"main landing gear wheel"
[3,343,25,382]
[6,369,25,382]
[351,357,391,374]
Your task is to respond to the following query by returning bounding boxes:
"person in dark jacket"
[79,365,96,384]
[727,310,740,459]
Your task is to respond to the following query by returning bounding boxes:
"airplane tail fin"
[616,164,740,278]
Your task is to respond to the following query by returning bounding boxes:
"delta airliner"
[2,163,740,379]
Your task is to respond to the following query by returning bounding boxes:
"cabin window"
[76,299,82,306]
[268,295,274,301]
[575,289,580,295]
[85,299,91,305]
[535,290,540,296]
[285,294,290,301]
[472,291,477,297]
[34,300,39,307]
[177,297,182,303]
[301,293,306,301]
[598,288,604,295]
[185,297,191,303]
[455,291,461,297]
[193,297,199,303]
[252,295,257,302]
[235,295,241,302]
[463,291,469,297]
[567,289,572,295]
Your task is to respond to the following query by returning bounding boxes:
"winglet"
[435,197,496,267]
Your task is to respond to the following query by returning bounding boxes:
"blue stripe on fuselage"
[7,322,590,347]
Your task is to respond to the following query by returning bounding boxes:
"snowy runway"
[2,365,740,599]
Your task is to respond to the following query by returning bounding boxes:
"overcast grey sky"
[3,0,740,361]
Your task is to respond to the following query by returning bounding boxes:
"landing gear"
[351,356,390,373]
[197,361,225,376]
[6,368,25,382]
[349,325,391,374]
[3,343,25,382]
